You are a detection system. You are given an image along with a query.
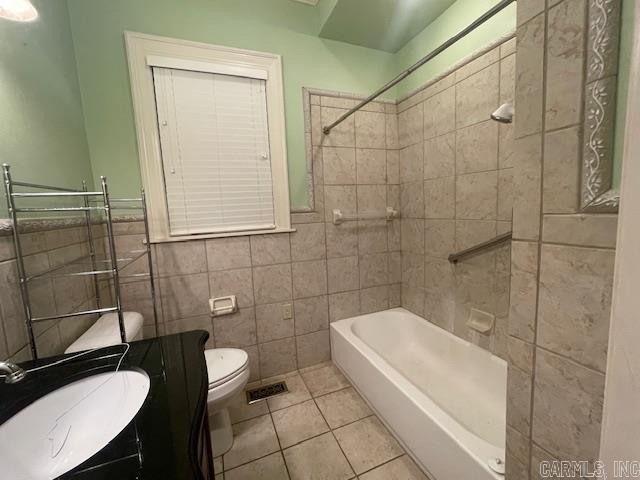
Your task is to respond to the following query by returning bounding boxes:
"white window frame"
[125,32,291,242]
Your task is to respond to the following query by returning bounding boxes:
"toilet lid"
[204,348,249,388]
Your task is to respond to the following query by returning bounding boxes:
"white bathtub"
[331,308,507,480]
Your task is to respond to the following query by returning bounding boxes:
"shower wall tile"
[292,260,328,299]
[360,286,390,314]
[356,149,387,185]
[508,241,539,343]
[294,295,329,335]
[501,37,517,57]
[455,63,500,129]
[455,120,499,174]
[400,181,424,219]
[542,126,581,213]
[545,0,586,131]
[327,256,359,293]
[399,143,424,182]
[423,87,456,139]
[498,168,515,221]
[512,134,542,241]
[508,336,534,374]
[358,220,388,254]
[324,185,357,222]
[325,222,358,258]
[386,150,400,184]
[320,107,355,148]
[359,253,389,288]
[400,219,424,255]
[290,223,326,262]
[507,365,533,436]
[515,14,545,138]
[356,185,387,215]
[425,177,455,219]
[541,214,618,248]
[355,111,386,149]
[424,132,455,179]
[506,426,531,480]
[398,103,423,148]
[296,330,331,368]
[329,291,361,322]
[455,171,498,220]
[424,220,455,259]
[532,349,605,461]
[537,245,614,372]
[454,48,500,83]
[385,114,399,149]
[517,0,545,26]
[323,147,357,185]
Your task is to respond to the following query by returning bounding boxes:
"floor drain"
[246,381,288,404]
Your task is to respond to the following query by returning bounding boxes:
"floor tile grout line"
[222,362,412,478]
[267,411,293,480]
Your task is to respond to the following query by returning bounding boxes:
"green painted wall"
[393,0,516,97]
[66,0,396,209]
[613,0,635,188]
[0,0,92,216]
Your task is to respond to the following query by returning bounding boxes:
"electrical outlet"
[282,303,293,320]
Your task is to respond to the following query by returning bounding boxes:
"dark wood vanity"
[0,331,214,479]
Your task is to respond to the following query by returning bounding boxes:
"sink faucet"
[0,361,26,384]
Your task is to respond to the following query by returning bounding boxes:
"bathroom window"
[126,32,291,242]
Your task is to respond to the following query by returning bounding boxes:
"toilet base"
[210,408,233,457]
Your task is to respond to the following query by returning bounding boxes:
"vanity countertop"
[0,330,212,480]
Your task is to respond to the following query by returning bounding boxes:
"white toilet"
[65,313,249,456]
[65,311,144,354]
[204,348,250,457]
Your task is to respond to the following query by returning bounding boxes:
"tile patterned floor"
[212,361,429,480]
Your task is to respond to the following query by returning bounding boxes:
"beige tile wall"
[117,92,399,382]
[0,225,101,362]
[396,38,516,358]
[506,1,620,478]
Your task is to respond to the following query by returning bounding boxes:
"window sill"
[150,227,296,244]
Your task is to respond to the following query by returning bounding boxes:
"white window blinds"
[152,67,275,236]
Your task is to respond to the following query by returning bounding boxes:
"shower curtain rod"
[322,0,517,134]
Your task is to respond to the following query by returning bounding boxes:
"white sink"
[0,369,150,480]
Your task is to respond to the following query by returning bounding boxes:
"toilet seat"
[204,348,249,389]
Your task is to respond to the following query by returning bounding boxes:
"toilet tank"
[64,311,144,354]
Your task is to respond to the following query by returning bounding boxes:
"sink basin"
[0,369,150,480]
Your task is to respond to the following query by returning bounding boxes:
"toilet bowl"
[204,348,250,457]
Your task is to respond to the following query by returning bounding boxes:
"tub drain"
[487,457,505,475]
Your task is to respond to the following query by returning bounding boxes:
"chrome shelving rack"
[2,163,158,360]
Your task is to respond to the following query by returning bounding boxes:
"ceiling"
[318,0,457,53]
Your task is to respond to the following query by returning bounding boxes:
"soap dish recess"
[466,308,495,334]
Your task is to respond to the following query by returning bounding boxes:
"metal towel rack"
[448,232,512,264]
[2,164,158,360]
[322,0,516,134]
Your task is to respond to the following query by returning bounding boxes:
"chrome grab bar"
[448,232,512,264]
[332,207,399,225]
